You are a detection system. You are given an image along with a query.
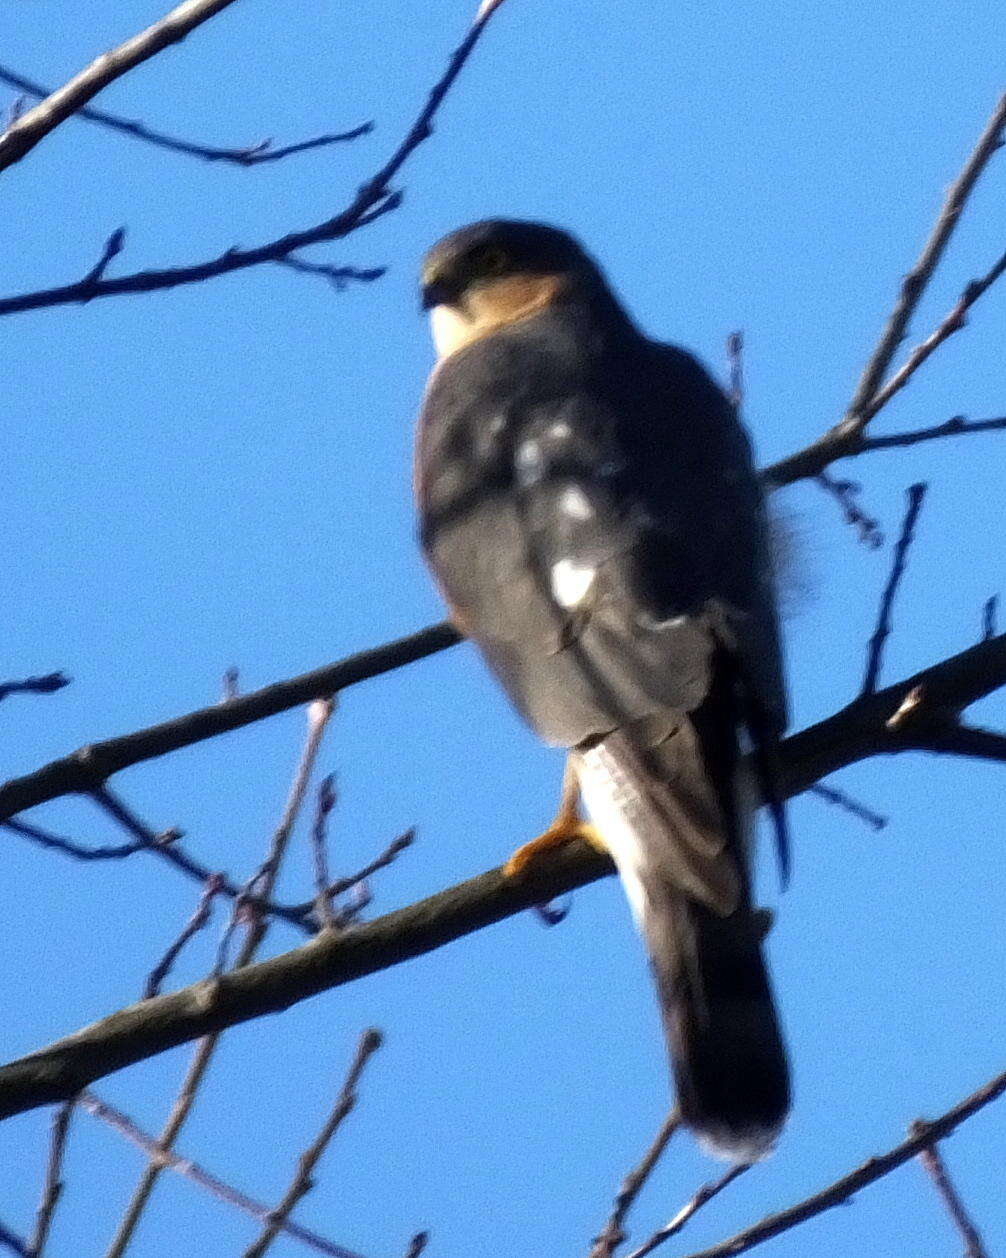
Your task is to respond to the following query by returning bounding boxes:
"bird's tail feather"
[646,883,789,1161]
[576,717,789,1162]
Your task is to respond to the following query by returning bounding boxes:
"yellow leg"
[504,756,607,877]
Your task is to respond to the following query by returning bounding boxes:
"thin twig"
[863,250,1006,421]
[144,875,223,999]
[589,1110,681,1258]
[311,776,339,931]
[0,64,371,165]
[78,1093,367,1258]
[624,1164,749,1258]
[103,698,336,1258]
[3,816,164,862]
[4,813,412,935]
[762,93,1006,492]
[241,1029,383,1258]
[0,672,70,703]
[80,229,126,288]
[0,0,245,174]
[275,257,386,290]
[0,635,1005,1116]
[910,1123,990,1258]
[726,331,743,411]
[0,1223,29,1258]
[844,92,1006,427]
[675,1068,1006,1258]
[311,829,416,906]
[863,483,927,694]
[861,415,1006,453]
[808,782,888,831]
[216,697,335,970]
[87,788,321,924]
[982,596,998,642]
[0,0,510,314]
[27,1099,75,1258]
[403,1235,429,1258]
[2,815,316,932]
[815,471,884,548]
[0,622,460,821]
[221,666,240,701]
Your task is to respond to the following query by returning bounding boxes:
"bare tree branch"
[79,1092,368,1258]
[910,723,1006,763]
[863,249,1006,421]
[3,817,159,862]
[103,699,335,1258]
[863,483,928,694]
[144,875,223,999]
[0,632,1003,1119]
[0,1222,28,1258]
[310,776,339,932]
[814,471,883,548]
[4,810,413,935]
[0,64,371,166]
[402,1235,429,1258]
[763,93,1006,492]
[275,257,386,291]
[808,782,887,831]
[623,1164,749,1258]
[1,815,317,932]
[675,1068,1006,1258]
[0,622,460,821]
[241,1029,383,1258]
[859,414,1006,453]
[216,698,335,970]
[982,595,998,642]
[0,673,70,704]
[0,0,244,174]
[910,1123,990,1258]
[27,1099,74,1258]
[726,331,743,411]
[0,0,510,315]
[844,93,1006,426]
[589,1110,681,1258]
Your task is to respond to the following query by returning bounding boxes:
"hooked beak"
[420,278,456,311]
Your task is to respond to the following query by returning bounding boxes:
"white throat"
[429,304,475,360]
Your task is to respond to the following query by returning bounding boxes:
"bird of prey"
[414,219,790,1161]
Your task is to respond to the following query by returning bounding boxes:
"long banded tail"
[576,720,790,1162]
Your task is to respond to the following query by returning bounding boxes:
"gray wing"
[418,327,786,752]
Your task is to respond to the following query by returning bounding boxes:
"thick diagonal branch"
[0,0,242,174]
[0,635,1003,1121]
[0,622,461,821]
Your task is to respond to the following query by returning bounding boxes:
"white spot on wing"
[560,486,593,520]
[550,558,594,608]
[515,439,544,486]
[548,420,572,439]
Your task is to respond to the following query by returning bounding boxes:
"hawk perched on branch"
[415,219,790,1161]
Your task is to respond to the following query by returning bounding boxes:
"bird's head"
[420,219,619,358]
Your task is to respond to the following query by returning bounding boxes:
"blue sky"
[2,2,1004,1256]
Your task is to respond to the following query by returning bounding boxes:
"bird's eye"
[480,247,509,275]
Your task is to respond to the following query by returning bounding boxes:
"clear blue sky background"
[2,3,1004,1256]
